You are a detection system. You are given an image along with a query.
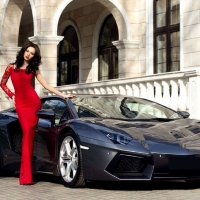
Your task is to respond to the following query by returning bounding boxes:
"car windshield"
[72,96,182,120]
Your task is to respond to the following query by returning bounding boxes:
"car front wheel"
[58,131,85,188]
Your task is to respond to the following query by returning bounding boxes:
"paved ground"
[0,173,200,200]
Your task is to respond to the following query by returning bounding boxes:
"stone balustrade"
[44,70,200,119]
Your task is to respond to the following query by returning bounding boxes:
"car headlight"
[99,130,132,145]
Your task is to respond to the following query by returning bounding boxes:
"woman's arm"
[35,70,75,99]
[0,65,15,99]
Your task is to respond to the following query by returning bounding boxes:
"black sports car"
[0,94,200,187]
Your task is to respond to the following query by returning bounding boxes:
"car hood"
[80,118,200,154]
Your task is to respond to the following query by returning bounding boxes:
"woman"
[0,41,75,185]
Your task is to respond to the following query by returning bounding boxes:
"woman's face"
[24,46,35,62]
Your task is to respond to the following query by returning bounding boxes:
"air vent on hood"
[116,123,155,129]
[169,129,187,139]
[185,125,200,134]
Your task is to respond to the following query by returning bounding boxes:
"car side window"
[60,109,71,123]
[42,99,68,124]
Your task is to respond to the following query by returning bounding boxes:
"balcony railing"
[43,70,200,119]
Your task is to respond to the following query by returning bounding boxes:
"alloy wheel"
[59,136,78,183]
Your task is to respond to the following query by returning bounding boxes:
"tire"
[58,130,85,188]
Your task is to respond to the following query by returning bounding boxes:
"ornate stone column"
[29,35,63,97]
[112,39,139,78]
[0,46,21,110]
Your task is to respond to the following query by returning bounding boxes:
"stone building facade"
[0,0,200,118]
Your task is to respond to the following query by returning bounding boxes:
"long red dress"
[0,64,41,184]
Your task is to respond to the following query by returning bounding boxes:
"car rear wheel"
[58,130,85,188]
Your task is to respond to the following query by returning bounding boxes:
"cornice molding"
[0,46,21,54]
[112,39,140,50]
[29,35,64,45]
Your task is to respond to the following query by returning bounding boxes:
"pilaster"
[113,39,139,78]
[29,35,63,97]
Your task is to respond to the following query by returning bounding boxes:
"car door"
[33,98,68,167]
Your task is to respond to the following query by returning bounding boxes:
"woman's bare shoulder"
[35,69,41,75]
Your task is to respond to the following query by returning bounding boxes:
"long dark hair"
[13,41,42,74]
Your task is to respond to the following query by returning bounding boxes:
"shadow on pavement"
[31,173,200,191]
[0,172,62,185]
[86,180,200,191]
[1,172,200,191]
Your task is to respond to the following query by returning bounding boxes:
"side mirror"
[36,109,55,126]
[177,111,190,118]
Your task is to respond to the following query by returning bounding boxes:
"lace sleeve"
[0,65,15,99]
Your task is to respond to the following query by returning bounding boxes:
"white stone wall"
[183,0,200,70]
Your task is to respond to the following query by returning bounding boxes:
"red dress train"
[0,65,41,184]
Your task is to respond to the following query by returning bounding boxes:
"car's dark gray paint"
[0,95,200,186]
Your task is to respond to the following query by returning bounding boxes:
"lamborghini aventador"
[0,95,200,188]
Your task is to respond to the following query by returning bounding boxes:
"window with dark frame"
[98,15,119,81]
[154,0,180,74]
[58,26,79,86]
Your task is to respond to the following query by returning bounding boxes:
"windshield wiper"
[103,117,135,121]
[148,118,177,122]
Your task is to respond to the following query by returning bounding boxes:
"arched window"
[58,26,79,85]
[98,15,119,81]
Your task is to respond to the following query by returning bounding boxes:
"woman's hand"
[63,94,76,99]
[36,72,76,99]
[12,95,16,107]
